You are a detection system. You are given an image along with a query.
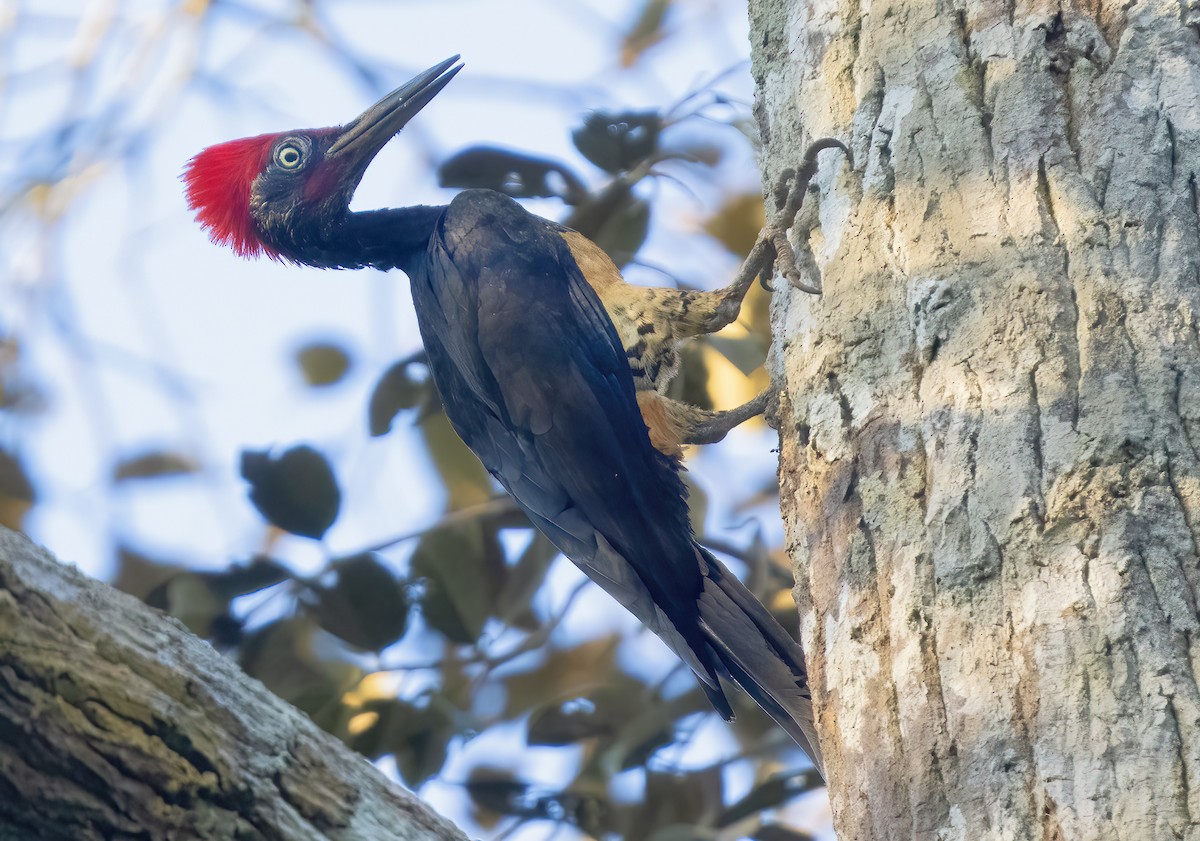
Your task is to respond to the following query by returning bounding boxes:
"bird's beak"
[327,56,462,165]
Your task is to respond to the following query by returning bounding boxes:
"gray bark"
[0,527,466,841]
[750,0,1200,838]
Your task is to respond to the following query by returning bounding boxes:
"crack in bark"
[1165,693,1194,829]
[1028,365,1049,529]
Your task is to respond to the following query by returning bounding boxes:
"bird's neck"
[286,205,444,274]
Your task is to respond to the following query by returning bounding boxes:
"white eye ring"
[275,141,305,170]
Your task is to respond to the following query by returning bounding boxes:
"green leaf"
[705,334,768,377]
[311,552,410,651]
[702,192,766,257]
[113,450,200,481]
[0,448,34,529]
[419,410,494,510]
[619,0,673,68]
[502,637,621,719]
[295,341,352,387]
[151,573,226,637]
[683,474,708,537]
[754,826,818,841]
[496,532,559,628]
[439,145,588,205]
[572,110,662,174]
[465,772,533,821]
[412,521,502,644]
[240,617,361,716]
[528,692,615,746]
[465,771,610,833]
[240,445,341,539]
[350,698,455,786]
[368,360,427,437]
[625,769,723,841]
[718,769,824,828]
[202,556,291,600]
[393,702,455,787]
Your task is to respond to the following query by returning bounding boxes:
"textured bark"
[749,0,1200,838]
[0,527,466,841]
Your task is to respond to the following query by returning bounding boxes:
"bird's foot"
[679,388,774,446]
[757,137,853,295]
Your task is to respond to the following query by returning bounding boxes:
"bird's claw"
[758,137,852,297]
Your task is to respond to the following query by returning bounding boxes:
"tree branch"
[0,527,467,841]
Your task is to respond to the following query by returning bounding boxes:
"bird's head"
[183,56,461,262]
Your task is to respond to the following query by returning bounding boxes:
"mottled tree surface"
[0,528,465,841]
[750,0,1200,838]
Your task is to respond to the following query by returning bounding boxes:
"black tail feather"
[693,545,825,778]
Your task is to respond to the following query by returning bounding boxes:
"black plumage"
[184,58,823,776]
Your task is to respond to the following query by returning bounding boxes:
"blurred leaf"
[608,685,711,772]
[625,769,723,841]
[496,532,559,628]
[703,193,765,257]
[645,827,714,841]
[311,552,410,651]
[528,692,612,746]
[561,180,651,268]
[666,139,724,167]
[503,637,621,718]
[439,145,588,205]
[739,275,774,338]
[683,474,708,536]
[420,410,493,510]
[117,547,262,643]
[706,334,768,377]
[240,617,361,716]
[466,771,534,823]
[0,449,34,529]
[573,110,662,174]
[368,359,428,437]
[465,770,609,833]
[113,450,200,481]
[295,341,352,387]
[202,555,291,600]
[620,0,672,67]
[154,573,226,637]
[589,196,650,269]
[754,826,817,841]
[350,698,454,786]
[413,521,503,644]
[527,682,653,747]
[0,377,48,415]
[394,701,455,786]
[240,445,341,539]
[670,342,713,411]
[718,769,824,828]
[113,546,183,601]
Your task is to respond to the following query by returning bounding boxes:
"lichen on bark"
[0,528,466,841]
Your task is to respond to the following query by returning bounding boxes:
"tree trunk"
[0,527,466,841]
[750,0,1200,838]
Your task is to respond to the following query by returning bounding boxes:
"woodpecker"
[185,57,844,776]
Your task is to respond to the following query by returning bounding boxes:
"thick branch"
[0,527,467,841]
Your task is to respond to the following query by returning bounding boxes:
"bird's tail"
[693,544,825,778]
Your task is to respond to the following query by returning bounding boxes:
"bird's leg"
[639,389,776,455]
[638,139,850,452]
[677,388,774,445]
[662,137,854,341]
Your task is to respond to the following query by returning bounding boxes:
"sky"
[0,0,832,836]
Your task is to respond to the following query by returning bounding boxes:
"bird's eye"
[274,140,306,171]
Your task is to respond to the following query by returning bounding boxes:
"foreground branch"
[0,527,466,841]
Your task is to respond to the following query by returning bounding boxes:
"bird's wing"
[410,191,825,774]
[409,190,725,689]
